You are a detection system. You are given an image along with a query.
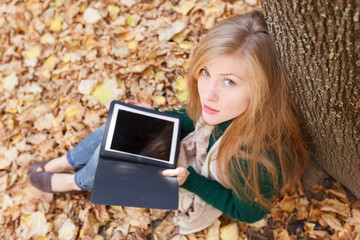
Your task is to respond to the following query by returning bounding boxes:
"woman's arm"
[163,166,276,223]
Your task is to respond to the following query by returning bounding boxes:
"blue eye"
[200,68,210,77]
[224,79,235,87]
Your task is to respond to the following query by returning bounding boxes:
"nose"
[204,79,218,102]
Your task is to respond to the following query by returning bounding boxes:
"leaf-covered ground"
[0,0,359,239]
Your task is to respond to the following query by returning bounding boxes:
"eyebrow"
[219,73,243,80]
[202,66,243,80]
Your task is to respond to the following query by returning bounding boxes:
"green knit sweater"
[168,109,278,223]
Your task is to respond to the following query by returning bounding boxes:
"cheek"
[233,91,251,112]
[197,78,206,98]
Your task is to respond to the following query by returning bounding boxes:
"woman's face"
[197,54,251,126]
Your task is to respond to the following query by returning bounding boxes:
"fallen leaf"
[171,0,195,16]
[125,207,150,229]
[220,222,239,240]
[107,5,120,15]
[58,219,77,240]
[78,79,97,95]
[2,71,18,91]
[25,211,52,238]
[92,80,125,106]
[206,219,221,240]
[152,94,166,106]
[158,20,187,42]
[319,198,351,218]
[321,213,343,231]
[347,209,360,233]
[40,33,56,44]
[83,7,102,24]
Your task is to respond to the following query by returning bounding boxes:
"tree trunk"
[260,0,360,197]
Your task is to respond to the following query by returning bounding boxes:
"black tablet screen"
[110,110,174,162]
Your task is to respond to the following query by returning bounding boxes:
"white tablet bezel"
[104,103,180,166]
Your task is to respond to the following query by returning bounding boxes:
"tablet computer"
[91,101,182,210]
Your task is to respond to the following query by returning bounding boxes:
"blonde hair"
[186,10,309,207]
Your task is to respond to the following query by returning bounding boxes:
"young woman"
[29,10,308,233]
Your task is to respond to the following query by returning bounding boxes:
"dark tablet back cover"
[91,101,181,210]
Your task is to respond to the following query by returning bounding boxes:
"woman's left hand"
[162,167,190,185]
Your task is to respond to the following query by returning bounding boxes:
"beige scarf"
[173,118,228,234]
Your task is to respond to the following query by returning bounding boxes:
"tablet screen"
[104,104,180,165]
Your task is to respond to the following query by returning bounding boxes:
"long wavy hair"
[186,10,309,207]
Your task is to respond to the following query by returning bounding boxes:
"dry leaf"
[206,219,221,240]
[58,219,77,240]
[319,198,351,218]
[220,222,239,240]
[25,211,52,238]
[78,79,97,95]
[321,213,343,231]
[347,209,360,233]
[158,20,187,42]
[83,7,102,24]
[2,71,18,91]
[108,5,120,15]
[172,0,195,16]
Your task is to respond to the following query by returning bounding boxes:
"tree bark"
[260,0,360,197]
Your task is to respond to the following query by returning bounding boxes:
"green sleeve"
[165,109,195,132]
[180,166,277,223]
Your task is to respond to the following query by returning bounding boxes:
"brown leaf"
[319,198,351,218]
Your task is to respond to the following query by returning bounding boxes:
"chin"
[202,115,219,126]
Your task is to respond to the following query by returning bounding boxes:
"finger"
[162,169,179,177]
[125,99,138,105]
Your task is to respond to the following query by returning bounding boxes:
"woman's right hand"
[125,99,154,109]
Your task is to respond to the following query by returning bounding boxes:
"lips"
[203,104,219,114]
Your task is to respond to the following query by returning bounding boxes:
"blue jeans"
[67,124,105,190]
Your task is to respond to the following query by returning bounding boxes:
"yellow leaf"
[11,133,22,144]
[178,90,189,102]
[182,60,190,69]
[220,222,239,240]
[171,0,195,15]
[128,40,137,50]
[174,77,187,91]
[172,31,187,44]
[179,42,192,50]
[6,118,14,128]
[92,81,120,105]
[110,206,122,211]
[65,105,80,118]
[44,55,58,69]
[155,71,165,79]
[25,49,40,59]
[206,7,221,15]
[107,5,120,15]
[25,214,32,224]
[119,81,125,90]
[152,95,166,105]
[53,0,62,7]
[206,219,221,240]
[126,16,136,27]
[50,19,62,31]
